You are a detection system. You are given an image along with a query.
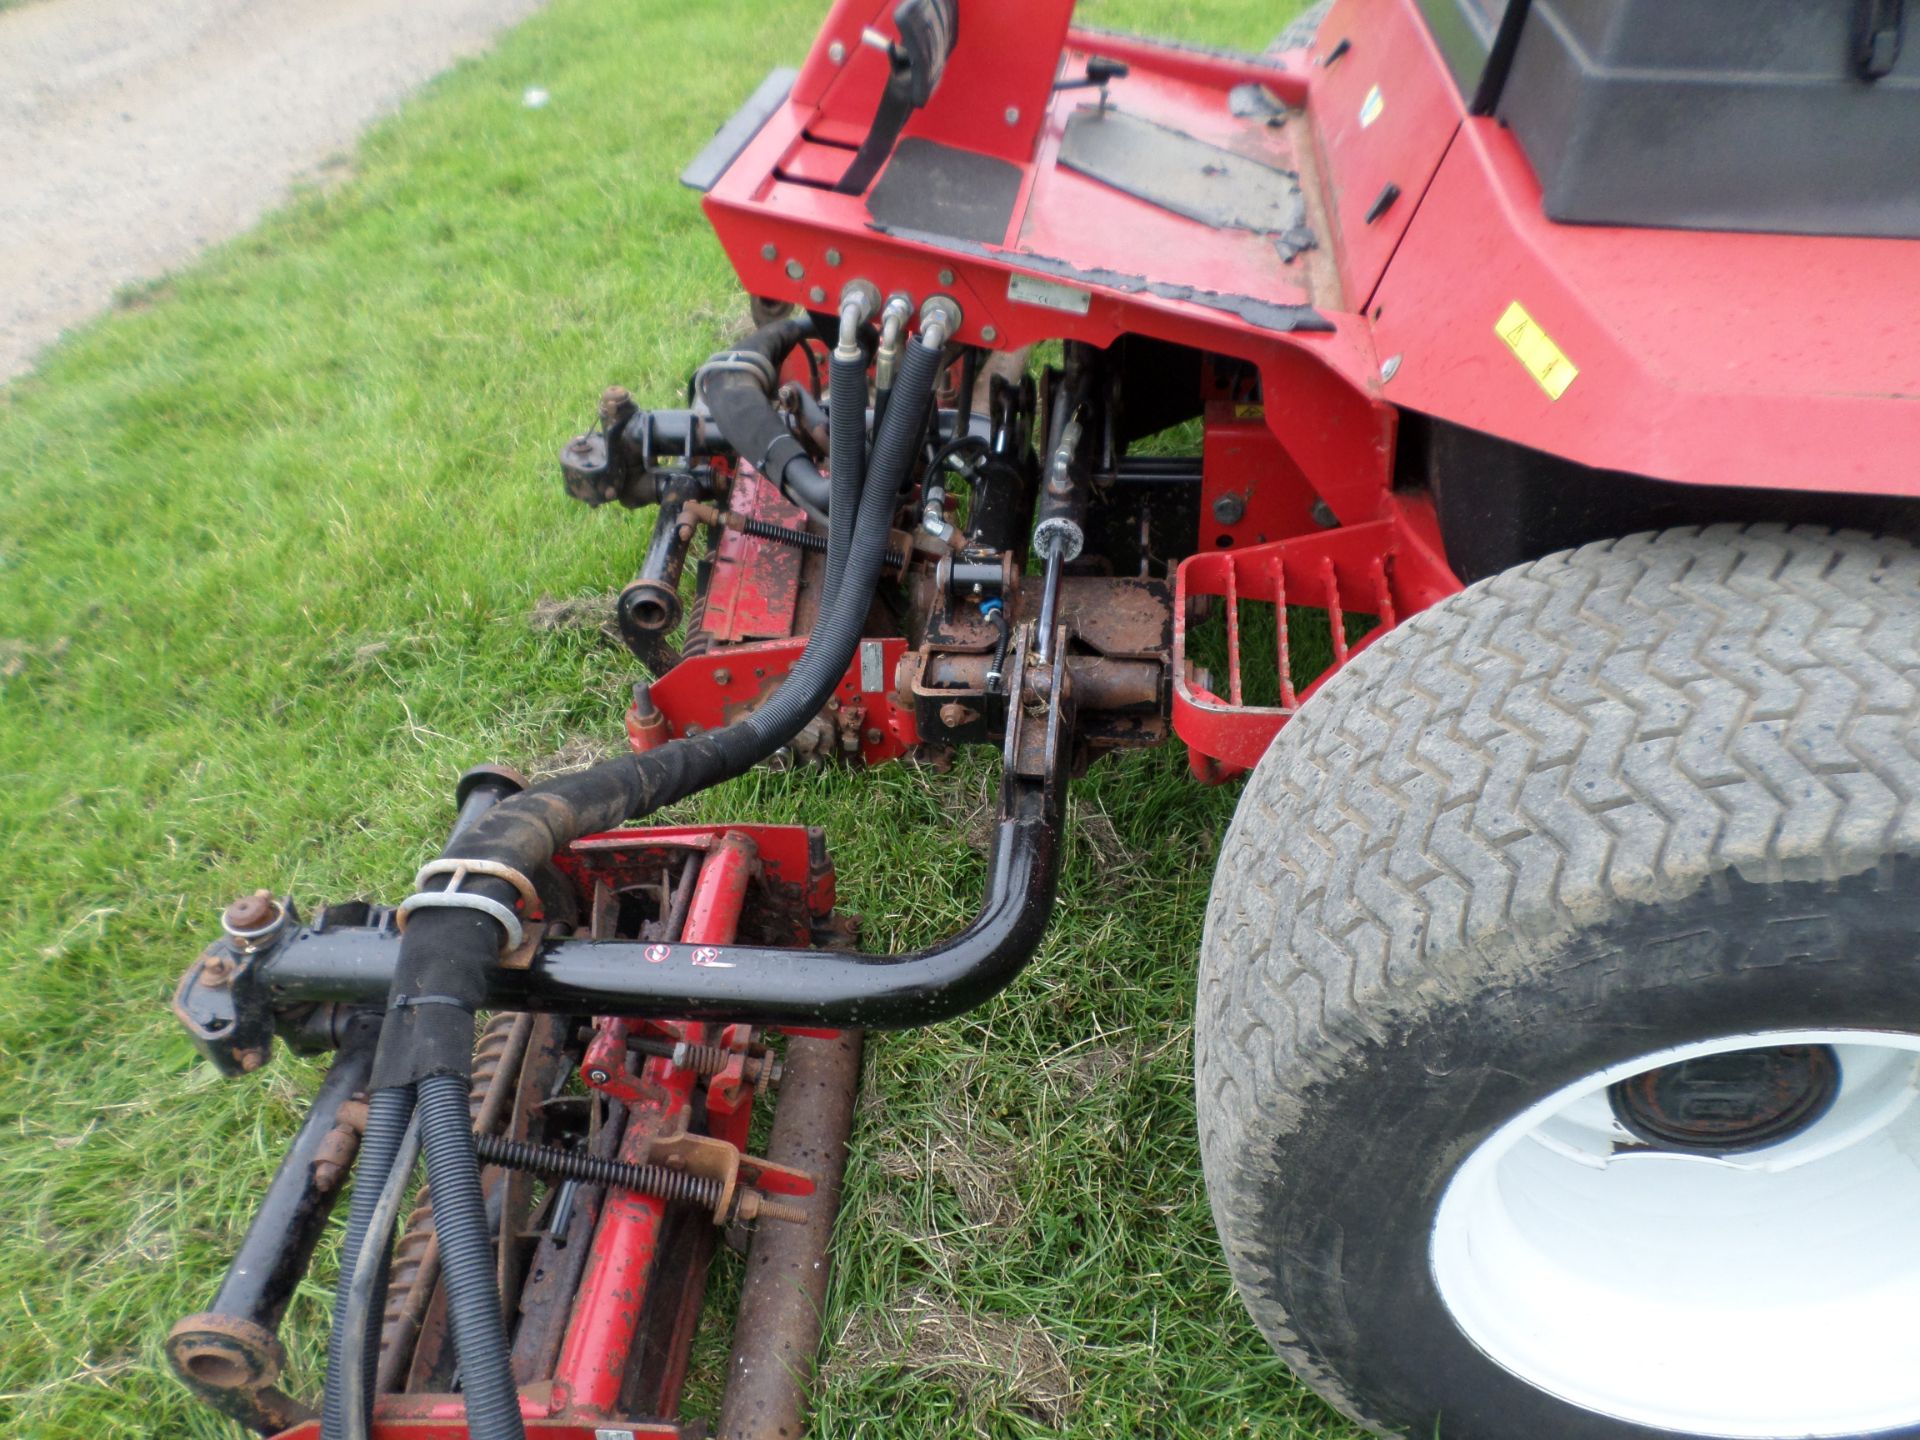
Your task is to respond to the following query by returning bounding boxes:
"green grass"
[0,0,1362,1435]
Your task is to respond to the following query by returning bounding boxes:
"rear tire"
[1195,526,1920,1438]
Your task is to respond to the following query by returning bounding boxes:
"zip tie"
[387,993,473,1011]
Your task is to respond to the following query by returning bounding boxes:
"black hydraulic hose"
[320,1082,414,1440]
[415,1071,523,1440]
[428,330,942,908]
[824,344,868,615]
[334,324,944,1440]
[698,316,832,514]
[338,1113,422,1440]
[928,432,988,481]
[368,340,934,1088]
[740,332,937,753]
[262,773,1065,1032]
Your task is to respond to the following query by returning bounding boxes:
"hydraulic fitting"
[835,280,880,360]
[918,294,963,349]
[874,291,914,391]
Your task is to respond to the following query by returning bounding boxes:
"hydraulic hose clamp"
[693,351,778,398]
[396,857,542,957]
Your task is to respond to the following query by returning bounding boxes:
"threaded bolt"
[638,1037,783,1088]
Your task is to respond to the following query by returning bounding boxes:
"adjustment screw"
[598,385,632,425]
[223,890,278,933]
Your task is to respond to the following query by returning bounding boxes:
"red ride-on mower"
[167,1,1920,1437]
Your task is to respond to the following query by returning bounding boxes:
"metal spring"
[674,1040,737,1075]
[629,1036,780,1088]
[632,1037,732,1075]
[472,1133,722,1212]
[737,515,907,570]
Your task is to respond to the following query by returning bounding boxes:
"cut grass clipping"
[0,0,1362,1436]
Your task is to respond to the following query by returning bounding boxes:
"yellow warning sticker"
[1495,300,1578,400]
[1233,403,1265,420]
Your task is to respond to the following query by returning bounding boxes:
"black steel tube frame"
[167,1011,381,1433]
[617,471,709,668]
[218,1015,380,1326]
[254,784,1058,1029]
[220,630,1070,1035]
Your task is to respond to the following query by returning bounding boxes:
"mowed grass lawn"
[0,1,1363,1436]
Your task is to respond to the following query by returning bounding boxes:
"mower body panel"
[698,0,1920,505]
[1370,115,1920,496]
[681,0,1920,774]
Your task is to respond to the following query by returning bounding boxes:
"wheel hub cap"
[1609,1042,1839,1154]
[1430,1030,1920,1436]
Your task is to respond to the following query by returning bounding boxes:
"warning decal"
[1496,301,1579,400]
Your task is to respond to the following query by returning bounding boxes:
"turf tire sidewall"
[1249,865,1920,1439]
[1196,525,1920,1438]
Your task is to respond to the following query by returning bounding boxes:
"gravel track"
[0,0,548,381]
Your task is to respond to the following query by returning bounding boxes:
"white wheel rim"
[1430,1029,1920,1437]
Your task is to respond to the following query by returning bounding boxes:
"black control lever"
[835,0,959,195]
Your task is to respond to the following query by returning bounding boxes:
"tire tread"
[1195,525,1920,1430]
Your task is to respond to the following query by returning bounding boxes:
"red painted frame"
[674,0,1919,770]
[551,831,760,1417]
[272,826,837,1439]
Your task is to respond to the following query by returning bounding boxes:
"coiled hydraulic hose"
[326,315,947,1440]
[320,1083,414,1440]
[414,1072,522,1436]
[337,1111,422,1440]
